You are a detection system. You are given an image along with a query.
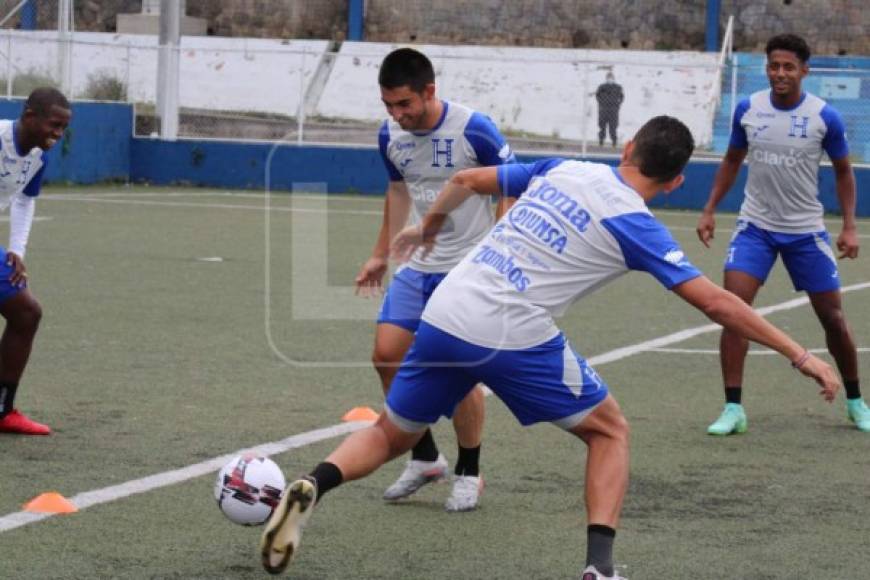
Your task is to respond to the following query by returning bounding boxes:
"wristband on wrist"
[791,350,810,370]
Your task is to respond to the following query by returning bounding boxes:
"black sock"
[0,382,18,419]
[724,386,742,405]
[307,462,343,503]
[586,524,615,576]
[844,380,861,400]
[410,428,439,462]
[454,445,480,477]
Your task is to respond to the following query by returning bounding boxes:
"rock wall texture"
[25,0,868,56]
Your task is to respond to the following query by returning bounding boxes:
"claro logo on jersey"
[752,148,803,168]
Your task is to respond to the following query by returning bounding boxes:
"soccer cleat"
[846,398,870,432]
[259,477,317,575]
[581,564,627,580]
[445,475,483,512]
[0,409,51,435]
[706,403,747,436]
[382,453,448,501]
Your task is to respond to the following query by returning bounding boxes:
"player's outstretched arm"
[390,167,500,261]
[355,181,411,296]
[831,156,859,259]
[696,147,747,248]
[673,275,840,401]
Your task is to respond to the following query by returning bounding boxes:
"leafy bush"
[81,71,126,101]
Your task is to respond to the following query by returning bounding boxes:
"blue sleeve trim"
[378,121,403,181]
[497,158,565,198]
[728,98,750,149]
[464,112,515,166]
[819,104,849,160]
[22,162,45,197]
[601,212,702,289]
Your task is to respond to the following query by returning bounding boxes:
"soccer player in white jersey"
[696,33,868,435]
[0,88,70,436]
[354,48,515,511]
[260,116,840,578]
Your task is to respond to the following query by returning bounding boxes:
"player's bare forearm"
[371,182,411,259]
[495,194,516,220]
[674,276,803,360]
[422,167,500,238]
[832,156,857,230]
[703,148,746,213]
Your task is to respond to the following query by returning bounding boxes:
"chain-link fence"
[717,52,870,164]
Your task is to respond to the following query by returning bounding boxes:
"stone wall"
[28,0,868,55]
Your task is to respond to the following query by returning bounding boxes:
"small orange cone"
[341,406,380,422]
[23,492,78,514]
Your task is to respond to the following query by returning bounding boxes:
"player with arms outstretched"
[354,48,515,511]
[262,116,840,578]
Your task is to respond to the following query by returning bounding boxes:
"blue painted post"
[705,0,720,52]
[348,0,364,41]
[20,0,37,30]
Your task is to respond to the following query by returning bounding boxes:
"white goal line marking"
[0,279,866,533]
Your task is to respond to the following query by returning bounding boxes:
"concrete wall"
[4,31,328,116]
[0,100,131,184]
[318,42,720,146]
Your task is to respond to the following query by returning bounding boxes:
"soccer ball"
[214,454,286,526]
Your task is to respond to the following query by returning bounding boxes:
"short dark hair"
[765,33,811,63]
[378,48,435,93]
[24,87,70,117]
[630,116,694,183]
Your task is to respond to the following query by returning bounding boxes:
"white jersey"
[0,119,46,208]
[379,100,514,272]
[731,90,849,234]
[423,160,701,349]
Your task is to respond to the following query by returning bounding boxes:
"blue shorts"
[385,321,609,430]
[0,246,25,304]
[377,267,447,333]
[724,220,840,293]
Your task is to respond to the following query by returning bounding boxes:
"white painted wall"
[318,42,720,146]
[0,32,720,146]
[1,31,328,117]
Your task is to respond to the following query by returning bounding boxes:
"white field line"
[2,281,868,532]
[650,347,870,355]
[0,422,367,532]
[38,192,870,237]
[39,195,384,216]
[2,194,867,532]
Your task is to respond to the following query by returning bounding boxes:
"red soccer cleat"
[0,409,51,435]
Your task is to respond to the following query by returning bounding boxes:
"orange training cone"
[23,492,78,514]
[341,406,380,422]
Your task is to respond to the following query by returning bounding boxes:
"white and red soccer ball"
[214,454,286,526]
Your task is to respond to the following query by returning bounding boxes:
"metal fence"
[720,53,870,164]
[0,26,866,163]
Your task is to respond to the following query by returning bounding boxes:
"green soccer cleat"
[707,403,747,436]
[846,398,870,432]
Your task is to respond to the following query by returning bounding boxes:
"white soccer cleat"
[259,478,317,575]
[382,454,448,501]
[581,564,627,580]
[444,474,483,512]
